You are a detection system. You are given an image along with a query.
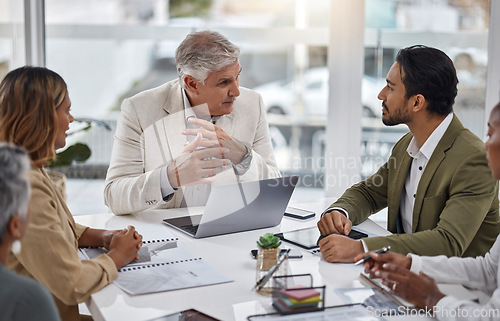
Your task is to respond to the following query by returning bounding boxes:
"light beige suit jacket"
[105,79,280,215]
[8,168,118,321]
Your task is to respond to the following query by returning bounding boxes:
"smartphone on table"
[284,206,316,220]
[250,249,303,259]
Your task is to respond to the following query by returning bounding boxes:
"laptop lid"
[195,176,298,238]
[163,176,298,238]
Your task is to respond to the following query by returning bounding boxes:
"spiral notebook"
[79,238,232,295]
[80,237,179,267]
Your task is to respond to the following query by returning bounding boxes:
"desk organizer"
[255,248,288,296]
[271,274,326,315]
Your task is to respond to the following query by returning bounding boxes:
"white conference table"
[75,198,428,321]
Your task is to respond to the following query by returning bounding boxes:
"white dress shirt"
[159,89,251,206]
[159,90,213,205]
[399,113,453,233]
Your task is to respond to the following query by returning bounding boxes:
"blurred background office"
[1,0,499,228]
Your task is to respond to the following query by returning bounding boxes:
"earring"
[11,240,22,255]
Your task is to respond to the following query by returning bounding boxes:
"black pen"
[354,246,391,266]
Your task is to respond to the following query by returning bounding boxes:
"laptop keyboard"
[180,224,199,235]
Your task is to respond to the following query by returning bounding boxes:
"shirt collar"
[182,89,196,122]
[407,113,454,160]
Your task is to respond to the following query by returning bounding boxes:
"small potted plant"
[257,233,282,271]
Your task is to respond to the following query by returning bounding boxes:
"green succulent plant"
[257,233,281,249]
[48,118,110,168]
[49,142,91,168]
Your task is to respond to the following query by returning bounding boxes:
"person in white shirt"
[317,45,499,262]
[357,101,500,320]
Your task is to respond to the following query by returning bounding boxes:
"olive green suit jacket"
[332,115,500,257]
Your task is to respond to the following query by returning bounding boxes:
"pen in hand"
[354,246,391,266]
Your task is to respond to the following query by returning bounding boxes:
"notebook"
[80,238,179,267]
[79,238,232,295]
[162,176,298,238]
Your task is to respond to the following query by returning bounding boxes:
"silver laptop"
[162,176,298,238]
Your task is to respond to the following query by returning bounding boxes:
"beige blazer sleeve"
[104,96,165,214]
[9,168,118,321]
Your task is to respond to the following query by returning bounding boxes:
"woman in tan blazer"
[0,66,143,321]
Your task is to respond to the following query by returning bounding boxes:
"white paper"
[114,257,232,295]
[79,239,232,295]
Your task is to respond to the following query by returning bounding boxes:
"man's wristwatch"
[235,146,252,170]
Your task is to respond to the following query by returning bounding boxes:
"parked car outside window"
[252,67,386,118]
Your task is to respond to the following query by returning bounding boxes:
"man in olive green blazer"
[317,45,500,263]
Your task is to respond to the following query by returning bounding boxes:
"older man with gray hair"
[105,30,280,215]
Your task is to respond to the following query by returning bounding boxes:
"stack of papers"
[274,285,322,313]
[79,238,232,295]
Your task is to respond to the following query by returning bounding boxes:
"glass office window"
[42,0,491,214]
[361,0,489,179]
[361,0,489,225]
[44,0,331,198]
[0,0,25,77]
